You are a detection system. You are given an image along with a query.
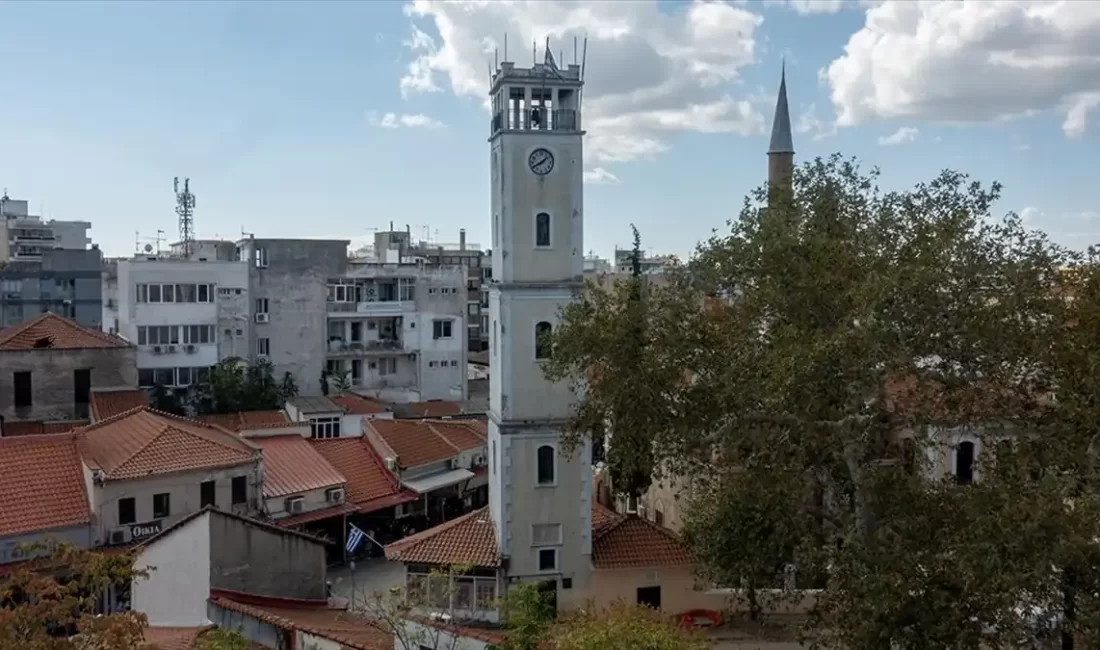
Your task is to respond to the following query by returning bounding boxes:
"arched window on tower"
[535,321,553,360]
[536,444,556,485]
[535,212,551,248]
[955,440,976,485]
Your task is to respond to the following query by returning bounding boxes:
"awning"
[402,468,476,494]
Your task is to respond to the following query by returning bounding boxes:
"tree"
[551,601,707,650]
[194,628,253,650]
[149,382,185,416]
[498,582,555,650]
[0,542,147,649]
[192,358,286,415]
[546,155,1079,647]
[279,371,299,399]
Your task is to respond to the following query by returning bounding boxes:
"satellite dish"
[144,244,153,253]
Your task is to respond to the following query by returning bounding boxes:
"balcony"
[491,108,579,134]
[328,300,412,317]
[326,338,406,357]
[13,231,56,243]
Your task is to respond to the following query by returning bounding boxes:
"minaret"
[768,61,795,199]
[486,51,592,610]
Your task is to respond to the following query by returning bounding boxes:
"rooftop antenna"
[174,177,196,258]
[504,33,508,62]
[532,39,536,66]
[579,34,589,108]
[574,36,577,65]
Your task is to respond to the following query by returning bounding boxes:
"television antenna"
[174,177,196,258]
[134,229,166,256]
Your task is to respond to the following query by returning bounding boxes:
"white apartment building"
[105,256,251,390]
[324,261,468,403]
[0,194,92,261]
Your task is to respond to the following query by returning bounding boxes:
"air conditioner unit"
[474,454,486,467]
[286,497,305,514]
[166,345,177,353]
[152,345,162,354]
[255,313,270,323]
[448,458,459,470]
[407,353,416,361]
[327,488,345,503]
[384,457,398,471]
[108,528,128,545]
[185,344,196,353]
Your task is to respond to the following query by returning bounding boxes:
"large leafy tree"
[191,357,292,414]
[545,155,1090,647]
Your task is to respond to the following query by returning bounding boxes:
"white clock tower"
[486,56,592,607]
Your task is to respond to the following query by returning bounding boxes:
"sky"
[0,0,1097,260]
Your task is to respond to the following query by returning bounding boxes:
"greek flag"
[346,524,367,553]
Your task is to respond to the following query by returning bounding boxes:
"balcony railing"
[328,300,411,315]
[491,108,579,134]
[327,338,405,355]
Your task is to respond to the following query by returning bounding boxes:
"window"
[536,445,556,485]
[257,337,270,356]
[493,214,500,248]
[231,476,248,505]
[450,360,458,367]
[184,325,214,345]
[74,368,91,406]
[255,247,268,268]
[399,281,415,301]
[118,497,136,525]
[535,212,551,247]
[197,284,210,302]
[310,417,342,439]
[152,493,171,519]
[433,319,453,339]
[162,284,176,303]
[13,371,31,408]
[956,440,976,485]
[468,303,479,316]
[148,284,162,303]
[176,284,196,303]
[532,523,562,546]
[136,284,148,303]
[538,548,557,572]
[379,358,397,375]
[493,320,498,357]
[535,321,553,359]
[491,441,496,476]
[255,298,269,315]
[200,480,216,508]
[429,361,437,368]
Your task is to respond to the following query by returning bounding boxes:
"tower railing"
[491,108,580,134]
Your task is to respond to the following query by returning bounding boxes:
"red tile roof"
[385,503,693,570]
[196,410,294,432]
[251,434,345,498]
[141,626,213,650]
[330,393,389,415]
[77,407,257,480]
[0,312,130,351]
[0,419,85,437]
[90,389,149,422]
[209,594,393,650]
[592,514,694,569]
[385,507,500,568]
[368,419,485,469]
[402,400,463,418]
[276,501,359,528]
[0,434,91,536]
[311,437,415,513]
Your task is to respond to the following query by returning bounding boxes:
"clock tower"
[487,56,592,606]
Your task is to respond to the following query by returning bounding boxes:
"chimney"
[459,229,467,251]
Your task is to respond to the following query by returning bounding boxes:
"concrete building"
[1,248,104,328]
[0,313,136,425]
[0,193,92,262]
[235,237,350,396]
[105,254,252,391]
[324,260,468,402]
[76,407,263,547]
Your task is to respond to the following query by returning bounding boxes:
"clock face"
[528,148,554,176]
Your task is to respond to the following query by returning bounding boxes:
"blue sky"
[0,1,1097,259]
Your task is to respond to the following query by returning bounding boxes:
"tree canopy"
[190,358,294,415]
[545,154,1100,648]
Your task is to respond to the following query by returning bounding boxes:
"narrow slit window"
[535,212,551,247]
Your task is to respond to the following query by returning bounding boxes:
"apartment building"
[106,254,251,391]
[0,313,136,425]
[1,248,104,328]
[0,194,92,262]
[324,260,468,402]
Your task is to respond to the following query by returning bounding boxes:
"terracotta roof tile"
[592,503,620,535]
[0,419,85,437]
[252,434,346,498]
[276,501,359,528]
[90,389,149,421]
[77,407,257,480]
[368,419,485,469]
[141,626,212,650]
[311,437,413,513]
[196,410,294,432]
[401,400,463,418]
[592,514,694,569]
[330,393,389,415]
[0,312,130,351]
[209,595,393,650]
[0,434,91,536]
[384,507,500,568]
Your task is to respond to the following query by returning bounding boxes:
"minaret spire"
[767,59,795,198]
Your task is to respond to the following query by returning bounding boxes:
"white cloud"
[825,1,1100,138]
[795,102,838,141]
[786,0,846,15]
[583,167,620,184]
[367,112,444,129]
[396,0,766,176]
[877,126,918,146]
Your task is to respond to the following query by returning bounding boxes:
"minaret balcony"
[491,108,580,135]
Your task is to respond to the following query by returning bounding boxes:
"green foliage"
[195,628,252,650]
[551,601,707,650]
[499,582,556,650]
[149,382,185,416]
[279,371,299,399]
[546,154,1100,647]
[192,357,292,415]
